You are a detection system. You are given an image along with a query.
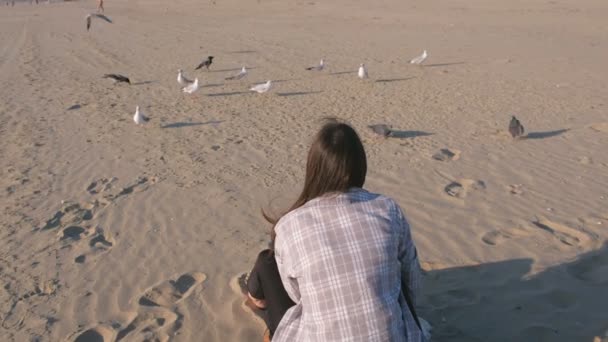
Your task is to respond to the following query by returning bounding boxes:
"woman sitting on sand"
[246,121,423,341]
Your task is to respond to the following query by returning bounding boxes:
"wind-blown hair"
[264,121,367,242]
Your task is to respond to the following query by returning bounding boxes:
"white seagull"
[250,80,272,93]
[226,66,248,80]
[358,63,368,79]
[177,69,193,86]
[133,106,149,125]
[86,13,112,31]
[182,78,199,94]
[410,50,428,65]
[306,59,325,71]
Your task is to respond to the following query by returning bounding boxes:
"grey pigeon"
[368,124,392,137]
[509,116,525,138]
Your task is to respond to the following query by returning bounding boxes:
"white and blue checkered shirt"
[273,188,423,341]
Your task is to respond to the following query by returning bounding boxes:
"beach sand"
[0,0,607,341]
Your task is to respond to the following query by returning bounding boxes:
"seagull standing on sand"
[182,78,200,94]
[509,116,525,138]
[306,59,325,71]
[410,50,428,65]
[103,74,130,84]
[86,13,112,31]
[195,56,214,70]
[250,80,272,93]
[177,69,193,86]
[225,66,247,80]
[358,64,368,79]
[133,106,149,125]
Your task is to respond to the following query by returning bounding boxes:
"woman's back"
[273,188,422,342]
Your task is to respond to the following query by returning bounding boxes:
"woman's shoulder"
[277,189,402,225]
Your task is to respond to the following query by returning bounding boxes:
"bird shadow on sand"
[524,129,569,140]
[66,104,86,111]
[375,77,416,83]
[423,62,466,68]
[207,91,249,97]
[420,242,608,341]
[210,67,257,73]
[226,50,257,54]
[161,120,224,129]
[131,80,157,86]
[390,130,434,139]
[277,91,322,97]
[252,79,298,85]
[329,71,355,75]
[202,83,224,88]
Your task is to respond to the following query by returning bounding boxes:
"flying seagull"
[86,13,112,31]
[509,116,525,138]
[410,50,428,65]
[133,106,149,125]
[368,124,392,137]
[182,78,200,94]
[195,56,214,70]
[225,66,247,80]
[306,59,325,71]
[103,74,130,84]
[250,80,272,93]
[177,69,193,86]
[358,63,368,79]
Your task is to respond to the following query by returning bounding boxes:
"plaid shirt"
[273,188,422,341]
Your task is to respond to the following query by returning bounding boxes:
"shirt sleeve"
[274,219,301,304]
[396,205,422,307]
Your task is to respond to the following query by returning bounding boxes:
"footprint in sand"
[104,176,158,202]
[444,179,486,199]
[138,272,206,307]
[86,177,117,195]
[229,273,267,326]
[566,244,608,285]
[532,216,595,247]
[37,201,96,231]
[71,272,207,342]
[481,227,530,246]
[73,325,115,342]
[589,122,608,133]
[115,272,206,340]
[506,184,524,195]
[432,148,461,162]
[73,227,115,265]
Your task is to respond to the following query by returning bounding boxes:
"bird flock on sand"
[84,5,525,138]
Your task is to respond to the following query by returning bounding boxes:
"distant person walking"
[97,0,104,13]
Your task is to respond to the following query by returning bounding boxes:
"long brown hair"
[264,121,367,242]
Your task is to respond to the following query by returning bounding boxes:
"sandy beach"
[0,0,607,341]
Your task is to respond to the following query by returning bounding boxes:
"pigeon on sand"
[509,116,525,138]
[368,124,392,137]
